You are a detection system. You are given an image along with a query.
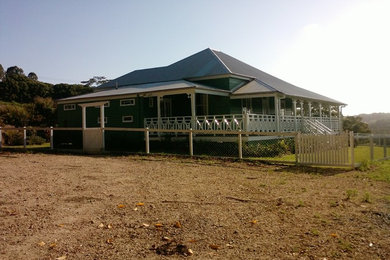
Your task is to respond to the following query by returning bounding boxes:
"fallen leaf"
[106,239,113,244]
[162,236,171,241]
[57,224,65,227]
[174,221,182,228]
[56,256,66,260]
[249,219,258,224]
[37,241,46,247]
[142,223,150,228]
[209,244,220,250]
[155,223,163,227]
[136,202,144,206]
[330,233,338,238]
[117,204,126,208]
[49,242,57,249]
[188,239,197,243]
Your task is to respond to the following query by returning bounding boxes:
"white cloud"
[271,0,390,115]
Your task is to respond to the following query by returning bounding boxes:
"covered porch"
[144,92,344,134]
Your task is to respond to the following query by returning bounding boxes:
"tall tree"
[0,64,4,81]
[28,72,38,81]
[81,76,109,87]
[343,116,371,133]
[6,66,24,77]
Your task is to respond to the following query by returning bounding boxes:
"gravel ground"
[0,152,389,259]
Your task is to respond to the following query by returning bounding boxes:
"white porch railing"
[144,114,341,133]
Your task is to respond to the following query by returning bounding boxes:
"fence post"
[145,127,150,154]
[189,128,193,156]
[238,130,243,159]
[350,131,355,168]
[50,126,54,150]
[369,134,374,161]
[0,126,2,151]
[383,136,387,159]
[295,132,300,164]
[23,126,27,149]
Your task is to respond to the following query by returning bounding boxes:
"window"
[64,104,76,111]
[122,115,133,123]
[97,117,108,124]
[120,99,135,106]
[149,97,154,108]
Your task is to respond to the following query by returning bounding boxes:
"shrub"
[4,130,24,145]
[28,135,46,145]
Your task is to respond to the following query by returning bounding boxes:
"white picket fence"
[295,132,353,167]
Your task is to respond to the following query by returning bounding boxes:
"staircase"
[303,119,333,134]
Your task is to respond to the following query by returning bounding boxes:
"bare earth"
[0,152,389,260]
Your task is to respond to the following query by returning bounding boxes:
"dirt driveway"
[0,152,389,259]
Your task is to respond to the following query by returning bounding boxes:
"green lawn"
[1,142,50,150]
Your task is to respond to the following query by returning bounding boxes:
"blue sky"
[1,0,389,115]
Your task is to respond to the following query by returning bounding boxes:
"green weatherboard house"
[56,48,345,151]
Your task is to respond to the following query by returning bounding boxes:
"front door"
[161,98,172,117]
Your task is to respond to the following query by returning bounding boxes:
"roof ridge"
[209,49,232,74]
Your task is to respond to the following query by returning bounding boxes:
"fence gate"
[296,132,351,166]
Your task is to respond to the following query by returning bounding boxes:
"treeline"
[0,65,92,103]
[0,64,94,127]
[359,113,390,134]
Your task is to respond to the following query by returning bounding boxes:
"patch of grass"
[330,201,339,207]
[338,239,353,252]
[345,189,358,200]
[362,192,372,203]
[296,200,305,208]
[365,160,390,183]
[311,229,320,236]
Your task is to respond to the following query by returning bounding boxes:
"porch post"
[100,104,105,151]
[82,106,86,130]
[338,105,342,133]
[157,95,161,129]
[292,99,297,131]
[319,103,322,119]
[190,93,196,130]
[274,96,280,132]
[308,102,312,118]
[300,101,304,118]
[329,104,332,131]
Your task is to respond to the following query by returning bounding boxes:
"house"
[56,48,345,150]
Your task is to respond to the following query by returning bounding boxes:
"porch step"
[303,119,333,135]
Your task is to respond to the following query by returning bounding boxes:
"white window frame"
[122,115,134,123]
[97,117,108,124]
[64,104,76,111]
[120,99,135,106]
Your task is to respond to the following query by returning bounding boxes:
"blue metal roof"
[96,48,344,104]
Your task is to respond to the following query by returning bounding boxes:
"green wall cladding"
[194,77,247,91]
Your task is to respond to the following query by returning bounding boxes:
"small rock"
[187,248,194,256]
[37,241,46,247]
[107,224,112,229]
[142,223,150,228]
[369,242,373,247]
[162,236,171,241]
[174,221,182,228]
[98,223,104,228]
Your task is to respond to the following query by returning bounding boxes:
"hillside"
[358,113,390,133]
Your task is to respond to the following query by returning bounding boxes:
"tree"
[0,64,4,81]
[81,76,109,87]
[343,116,371,133]
[52,83,93,99]
[28,72,38,81]
[6,66,24,77]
